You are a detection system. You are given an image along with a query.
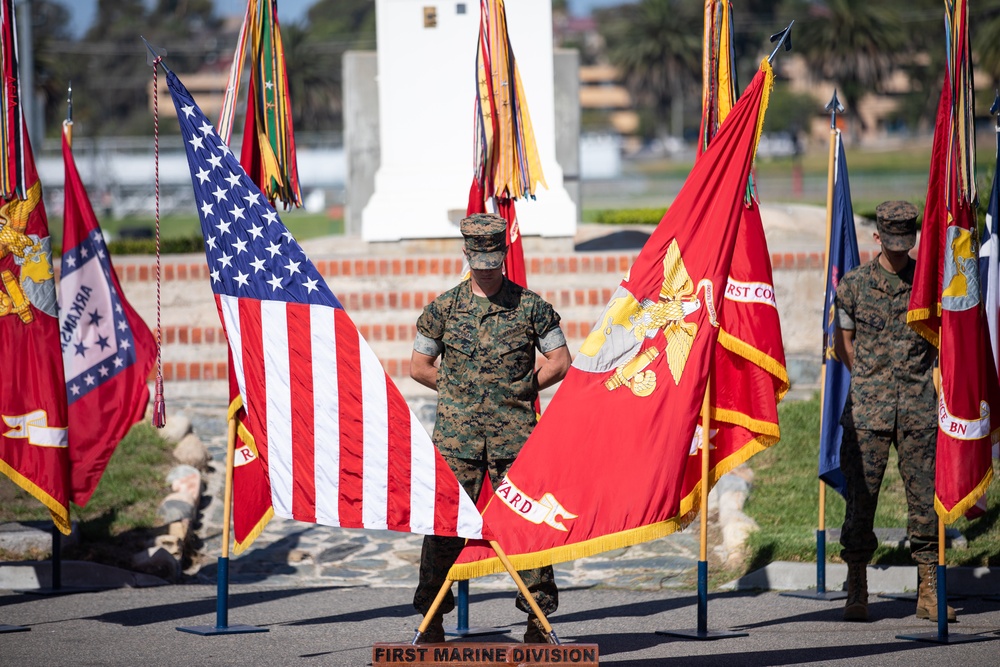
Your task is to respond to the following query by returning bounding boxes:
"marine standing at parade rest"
[834,200,955,623]
[410,213,572,643]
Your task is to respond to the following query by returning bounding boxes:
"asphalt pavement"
[4,581,1000,666]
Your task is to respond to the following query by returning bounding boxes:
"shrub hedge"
[591,208,667,226]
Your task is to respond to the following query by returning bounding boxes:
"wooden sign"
[372,642,599,666]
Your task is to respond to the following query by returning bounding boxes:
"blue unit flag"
[819,132,860,496]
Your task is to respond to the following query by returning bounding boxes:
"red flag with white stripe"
[166,67,485,540]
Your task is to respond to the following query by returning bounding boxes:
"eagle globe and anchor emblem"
[0,182,58,323]
[574,239,719,396]
[1,182,66,449]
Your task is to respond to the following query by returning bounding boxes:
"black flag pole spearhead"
[66,81,72,125]
[826,90,844,130]
[768,20,794,64]
[141,36,168,68]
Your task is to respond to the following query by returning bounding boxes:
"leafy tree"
[597,0,701,140]
[974,3,1000,91]
[778,0,907,139]
[281,21,342,132]
[279,0,375,132]
[58,0,225,137]
[26,0,73,134]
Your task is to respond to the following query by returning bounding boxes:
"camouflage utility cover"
[460,213,507,270]
[874,200,918,251]
[415,278,563,459]
[836,256,936,430]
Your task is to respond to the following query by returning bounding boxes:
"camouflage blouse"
[414,278,565,459]
[836,256,937,431]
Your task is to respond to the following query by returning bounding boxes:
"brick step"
[157,320,601,348]
[156,355,418,382]
[99,249,861,285]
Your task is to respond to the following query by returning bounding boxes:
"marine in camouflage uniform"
[410,213,571,642]
[834,200,949,623]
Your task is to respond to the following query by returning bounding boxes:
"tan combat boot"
[916,564,957,622]
[843,561,869,622]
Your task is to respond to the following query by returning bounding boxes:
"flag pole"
[176,419,267,636]
[656,377,748,640]
[50,83,75,594]
[414,576,457,645]
[658,20,794,639]
[896,370,989,645]
[782,90,847,601]
[48,84,75,595]
[413,540,560,645]
[32,87,77,598]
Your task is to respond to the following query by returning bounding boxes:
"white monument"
[362,0,577,242]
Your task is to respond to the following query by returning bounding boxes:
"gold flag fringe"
[0,459,71,535]
[936,467,994,524]
[226,394,274,554]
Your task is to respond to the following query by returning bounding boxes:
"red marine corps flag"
[907,0,1000,522]
[452,60,780,576]
[0,0,71,533]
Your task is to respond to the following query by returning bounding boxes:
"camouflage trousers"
[413,453,558,617]
[839,421,937,565]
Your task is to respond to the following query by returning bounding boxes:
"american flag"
[166,68,484,540]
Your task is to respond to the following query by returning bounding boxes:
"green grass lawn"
[741,395,1000,576]
[46,210,343,250]
[0,422,176,568]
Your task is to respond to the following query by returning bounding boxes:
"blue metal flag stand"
[445,581,508,638]
[896,521,993,645]
[656,377,748,641]
[176,418,267,636]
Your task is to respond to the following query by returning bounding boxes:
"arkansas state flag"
[908,28,1000,522]
[451,60,777,576]
[59,124,156,507]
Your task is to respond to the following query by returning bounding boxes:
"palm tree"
[782,0,906,140]
[974,8,1000,91]
[597,0,702,140]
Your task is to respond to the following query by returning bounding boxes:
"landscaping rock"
[173,433,210,470]
[159,412,193,444]
[133,546,181,580]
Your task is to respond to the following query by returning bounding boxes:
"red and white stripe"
[216,293,484,539]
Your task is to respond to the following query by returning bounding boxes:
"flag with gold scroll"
[907,0,999,522]
[60,123,156,508]
[227,348,273,553]
[450,60,778,577]
[0,0,70,533]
